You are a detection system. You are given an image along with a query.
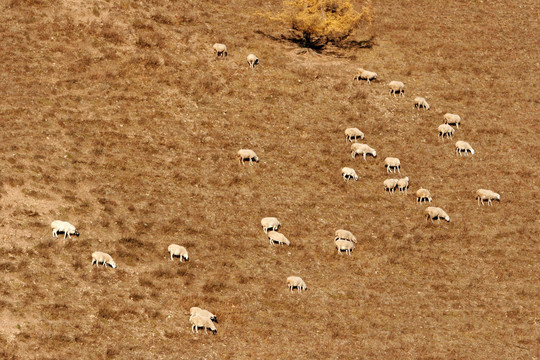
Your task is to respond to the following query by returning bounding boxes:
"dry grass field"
[0,0,539,358]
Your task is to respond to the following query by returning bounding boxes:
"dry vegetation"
[0,0,539,358]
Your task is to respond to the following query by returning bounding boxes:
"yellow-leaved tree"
[265,0,372,48]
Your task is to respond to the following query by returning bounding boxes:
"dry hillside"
[0,0,539,358]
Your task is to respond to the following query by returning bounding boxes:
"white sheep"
[389,81,405,97]
[397,176,409,193]
[334,229,357,243]
[267,231,290,246]
[341,167,359,182]
[168,244,189,262]
[286,276,307,293]
[335,239,355,255]
[384,157,401,173]
[213,43,227,57]
[444,113,461,128]
[190,307,218,323]
[383,178,399,194]
[476,189,501,206]
[237,149,259,165]
[425,207,450,223]
[416,188,432,204]
[438,124,455,140]
[414,97,430,110]
[51,220,79,239]
[190,314,217,334]
[353,68,377,84]
[261,217,281,233]
[247,54,259,69]
[91,252,117,268]
[351,143,377,160]
[455,141,475,156]
[344,128,365,142]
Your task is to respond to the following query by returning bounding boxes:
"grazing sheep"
[414,97,430,110]
[335,239,355,255]
[238,149,259,165]
[334,229,357,243]
[455,141,475,156]
[353,68,377,84]
[383,178,399,194]
[351,143,377,160]
[51,220,79,239]
[286,276,307,293]
[261,217,281,233]
[397,176,410,193]
[267,231,290,246]
[344,128,365,142]
[384,157,401,173]
[190,307,218,323]
[416,188,432,204]
[341,167,359,182]
[190,314,217,335]
[247,54,259,69]
[168,244,189,262]
[476,189,501,206]
[438,124,455,140]
[425,207,450,223]
[389,81,405,97]
[213,43,227,57]
[444,113,461,128]
[91,252,117,269]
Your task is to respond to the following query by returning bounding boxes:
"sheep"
[444,113,461,128]
[267,231,290,246]
[351,143,377,160]
[286,276,307,293]
[383,178,399,194]
[389,81,405,97]
[190,307,218,323]
[91,252,117,268]
[425,207,450,223]
[334,229,357,243]
[353,68,377,84]
[384,157,401,173]
[190,314,217,335]
[335,239,355,255]
[397,176,410,193]
[261,217,281,233]
[213,43,227,57]
[168,244,189,262]
[455,141,475,156]
[414,97,430,110]
[341,167,359,182]
[476,189,501,206]
[51,220,79,239]
[344,128,365,142]
[237,149,259,165]
[247,54,259,69]
[416,188,432,204]
[438,124,455,140]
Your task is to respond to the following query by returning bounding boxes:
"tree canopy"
[265,0,372,48]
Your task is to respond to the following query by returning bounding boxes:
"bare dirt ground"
[0,0,539,358]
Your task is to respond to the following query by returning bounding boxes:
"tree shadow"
[254,30,376,53]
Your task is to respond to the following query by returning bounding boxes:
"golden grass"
[0,0,538,358]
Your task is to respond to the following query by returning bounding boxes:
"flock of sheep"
[46,43,502,336]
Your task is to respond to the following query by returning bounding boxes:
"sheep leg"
[397,168,400,174]
[363,153,367,161]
